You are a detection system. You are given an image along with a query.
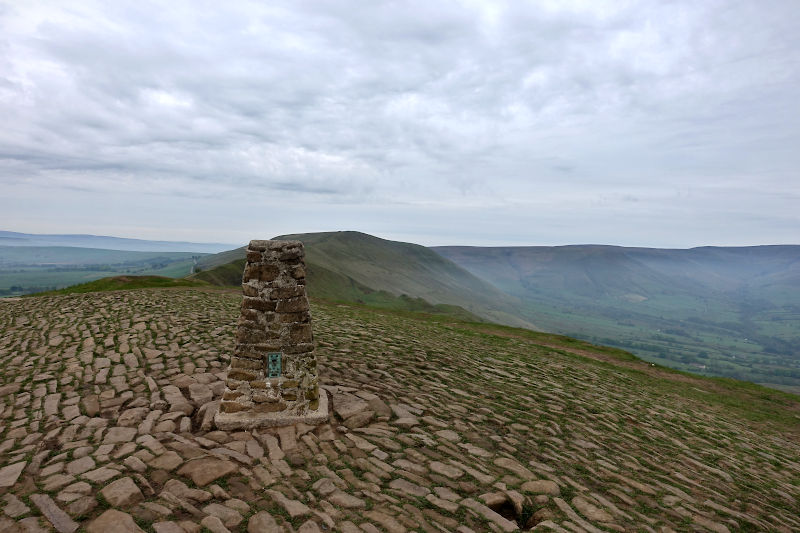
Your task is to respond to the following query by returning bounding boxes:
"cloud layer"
[1,1,798,246]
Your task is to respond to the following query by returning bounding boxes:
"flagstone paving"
[0,289,798,532]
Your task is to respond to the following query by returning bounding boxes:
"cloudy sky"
[1,1,798,247]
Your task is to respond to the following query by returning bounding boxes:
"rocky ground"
[0,288,798,532]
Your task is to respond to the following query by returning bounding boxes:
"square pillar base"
[214,388,329,431]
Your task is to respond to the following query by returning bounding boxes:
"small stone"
[66,496,97,518]
[265,489,311,518]
[147,451,183,471]
[177,457,236,486]
[42,474,76,492]
[178,521,202,533]
[393,417,419,428]
[100,477,144,507]
[429,461,464,479]
[200,515,231,533]
[389,478,430,498]
[3,493,30,517]
[245,439,264,459]
[153,522,185,533]
[435,430,460,442]
[189,384,213,405]
[0,461,27,487]
[87,509,145,533]
[202,503,243,528]
[124,456,147,472]
[521,480,560,496]
[66,456,96,476]
[328,490,366,509]
[162,479,212,503]
[297,520,323,533]
[572,496,614,522]
[104,427,138,444]
[275,426,296,451]
[118,408,149,427]
[18,517,51,532]
[30,493,79,533]
[343,410,374,429]
[140,502,173,517]
[224,498,250,514]
[82,466,121,483]
[334,399,369,420]
[82,396,100,417]
[248,511,281,532]
[312,478,337,496]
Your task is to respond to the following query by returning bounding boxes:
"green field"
[0,246,205,296]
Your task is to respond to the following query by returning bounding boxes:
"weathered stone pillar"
[214,239,328,430]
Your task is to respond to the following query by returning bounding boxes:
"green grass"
[29,275,209,296]
[191,258,245,286]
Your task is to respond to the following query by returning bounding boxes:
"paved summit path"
[0,288,798,532]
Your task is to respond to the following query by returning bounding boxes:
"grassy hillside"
[435,244,800,391]
[0,246,206,296]
[192,253,484,322]
[193,232,532,327]
[195,246,246,271]
[29,275,209,296]
[1,287,797,531]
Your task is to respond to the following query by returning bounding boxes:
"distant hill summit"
[0,230,235,253]
[194,231,534,328]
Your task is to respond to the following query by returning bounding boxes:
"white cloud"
[0,0,798,246]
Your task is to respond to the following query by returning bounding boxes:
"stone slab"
[214,388,329,430]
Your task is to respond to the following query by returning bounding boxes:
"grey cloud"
[0,1,798,245]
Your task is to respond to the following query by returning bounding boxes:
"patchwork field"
[0,288,798,532]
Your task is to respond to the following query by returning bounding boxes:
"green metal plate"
[267,352,282,378]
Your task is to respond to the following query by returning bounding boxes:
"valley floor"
[0,289,798,532]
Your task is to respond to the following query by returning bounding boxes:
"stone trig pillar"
[215,239,328,430]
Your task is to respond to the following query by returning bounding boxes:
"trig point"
[215,239,328,430]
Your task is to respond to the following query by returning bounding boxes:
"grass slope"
[30,275,209,296]
[192,255,484,322]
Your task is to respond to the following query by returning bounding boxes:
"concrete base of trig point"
[215,388,328,430]
[214,239,329,431]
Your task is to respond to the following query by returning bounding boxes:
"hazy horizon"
[2,1,798,248]
[2,228,798,251]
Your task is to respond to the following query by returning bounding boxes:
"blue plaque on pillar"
[267,352,282,378]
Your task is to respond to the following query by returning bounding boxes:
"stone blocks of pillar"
[214,239,328,430]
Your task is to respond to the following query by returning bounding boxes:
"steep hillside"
[0,288,798,532]
[435,245,800,390]
[195,232,533,328]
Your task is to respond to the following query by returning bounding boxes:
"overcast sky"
[1,1,798,248]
